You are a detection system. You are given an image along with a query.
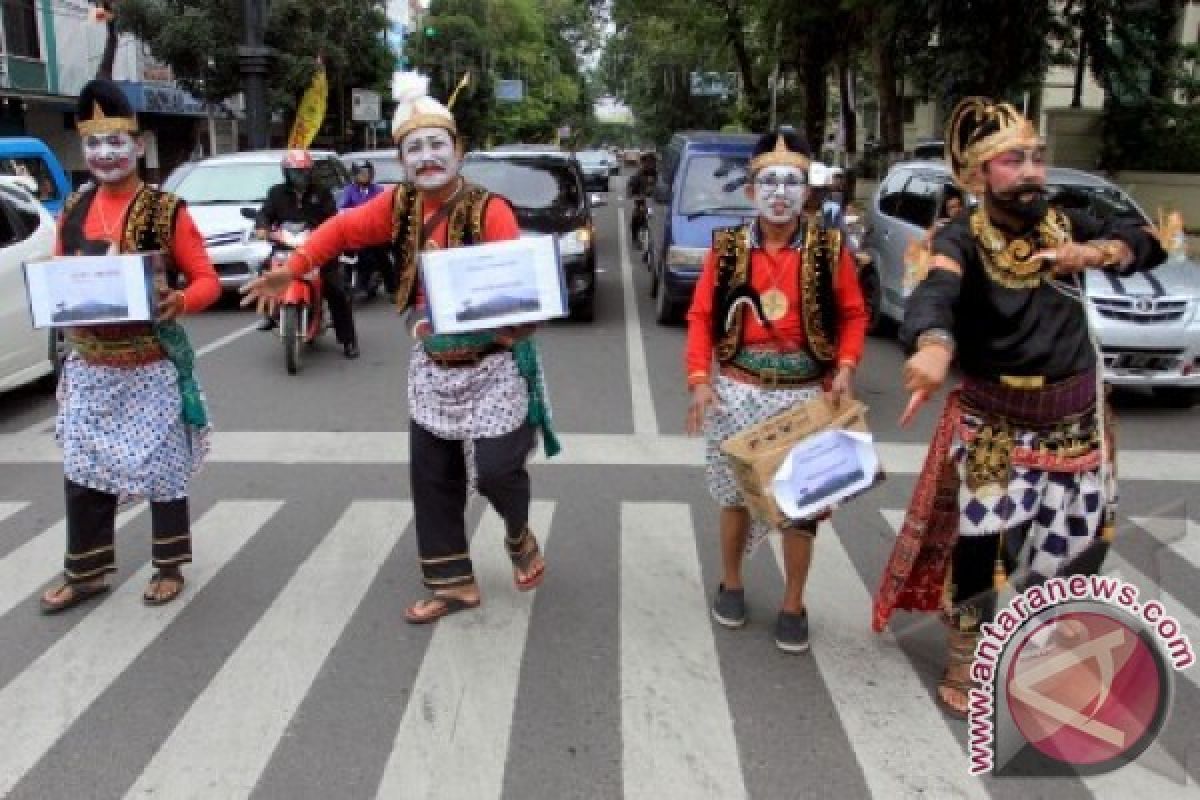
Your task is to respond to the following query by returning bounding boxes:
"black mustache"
[999,184,1047,201]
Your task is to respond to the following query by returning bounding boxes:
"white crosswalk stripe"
[620,502,747,800]
[126,501,411,800]
[0,497,1195,798]
[376,501,555,800]
[0,500,281,796]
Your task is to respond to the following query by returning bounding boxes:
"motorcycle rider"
[627,151,657,244]
[254,150,360,358]
[339,159,394,301]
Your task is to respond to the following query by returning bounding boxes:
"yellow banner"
[287,62,328,150]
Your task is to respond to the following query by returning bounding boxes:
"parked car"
[0,176,60,392]
[646,131,758,324]
[0,137,72,216]
[162,150,350,291]
[340,150,406,185]
[864,159,1200,405]
[575,149,612,192]
[911,139,945,161]
[462,150,602,321]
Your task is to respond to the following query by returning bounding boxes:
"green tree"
[119,0,394,147]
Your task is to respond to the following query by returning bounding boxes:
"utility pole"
[238,0,271,149]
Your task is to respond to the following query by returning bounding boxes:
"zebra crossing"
[0,495,1196,799]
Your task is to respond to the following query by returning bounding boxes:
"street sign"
[351,89,381,122]
[689,71,738,98]
[495,80,524,103]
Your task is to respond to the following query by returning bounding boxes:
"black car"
[461,150,602,321]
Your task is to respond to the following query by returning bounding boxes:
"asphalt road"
[0,174,1198,799]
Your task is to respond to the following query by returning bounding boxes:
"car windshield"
[172,163,282,204]
[461,158,583,212]
[678,154,754,216]
[1047,183,1147,224]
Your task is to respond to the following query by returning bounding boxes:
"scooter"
[268,222,323,375]
[341,249,384,302]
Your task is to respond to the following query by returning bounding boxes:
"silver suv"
[163,150,350,291]
[863,160,1200,405]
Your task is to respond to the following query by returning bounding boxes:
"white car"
[162,150,350,292]
[0,176,59,392]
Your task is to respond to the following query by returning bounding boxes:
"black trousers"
[63,478,191,582]
[410,420,535,588]
[355,246,396,295]
[320,262,357,345]
[950,523,1107,628]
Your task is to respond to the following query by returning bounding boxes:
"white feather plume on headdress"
[391,70,456,143]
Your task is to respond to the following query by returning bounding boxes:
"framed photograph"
[23,254,160,329]
[420,235,567,334]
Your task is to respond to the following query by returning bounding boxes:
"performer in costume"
[685,129,868,654]
[39,69,220,612]
[871,98,1167,716]
[242,73,559,624]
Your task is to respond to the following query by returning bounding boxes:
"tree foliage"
[118,0,394,145]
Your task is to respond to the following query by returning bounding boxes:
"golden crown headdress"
[945,97,1041,193]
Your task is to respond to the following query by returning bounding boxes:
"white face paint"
[751,166,807,224]
[83,132,142,184]
[400,127,459,191]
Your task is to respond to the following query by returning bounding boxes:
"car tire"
[1153,387,1200,408]
[655,275,678,325]
[570,296,595,323]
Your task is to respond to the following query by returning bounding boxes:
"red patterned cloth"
[871,390,963,632]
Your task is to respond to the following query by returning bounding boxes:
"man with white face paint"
[684,129,868,654]
[243,72,559,624]
[39,75,220,613]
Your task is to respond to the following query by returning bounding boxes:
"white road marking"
[0,501,281,797]
[0,503,145,620]
[3,430,1194,484]
[620,502,747,800]
[126,501,411,799]
[768,526,990,799]
[194,320,262,357]
[1131,515,1200,573]
[0,501,27,526]
[617,205,660,435]
[375,501,556,800]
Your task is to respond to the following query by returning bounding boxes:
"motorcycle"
[341,249,384,303]
[631,196,651,257]
[268,222,323,374]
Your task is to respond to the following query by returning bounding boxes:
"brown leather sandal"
[143,570,185,606]
[938,626,980,719]
[512,534,545,592]
[40,579,109,615]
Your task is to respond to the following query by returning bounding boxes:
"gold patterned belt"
[68,332,165,368]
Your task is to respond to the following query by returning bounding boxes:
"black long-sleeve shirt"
[901,209,1166,381]
[255,183,337,231]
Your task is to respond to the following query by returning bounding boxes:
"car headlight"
[666,246,707,269]
[559,227,592,256]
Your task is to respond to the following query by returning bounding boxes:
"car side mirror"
[590,193,607,208]
[240,207,258,220]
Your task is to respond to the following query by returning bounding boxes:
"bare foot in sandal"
[40,577,109,614]
[144,569,185,606]
[512,534,545,591]
[939,626,979,718]
[405,584,481,625]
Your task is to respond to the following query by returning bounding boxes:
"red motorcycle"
[268,222,323,374]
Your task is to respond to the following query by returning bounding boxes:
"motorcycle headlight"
[559,227,592,257]
[666,246,707,269]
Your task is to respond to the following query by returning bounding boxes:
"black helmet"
[350,159,374,178]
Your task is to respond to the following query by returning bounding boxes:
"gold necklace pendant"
[970,208,1071,290]
[760,287,789,321]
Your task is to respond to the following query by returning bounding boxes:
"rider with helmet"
[339,159,395,301]
[627,151,657,242]
[255,150,359,358]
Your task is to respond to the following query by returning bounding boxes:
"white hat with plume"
[391,71,457,144]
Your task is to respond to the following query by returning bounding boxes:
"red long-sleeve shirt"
[286,185,521,297]
[685,242,868,384]
[57,186,221,315]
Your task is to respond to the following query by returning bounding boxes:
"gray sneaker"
[774,610,810,654]
[711,584,746,628]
